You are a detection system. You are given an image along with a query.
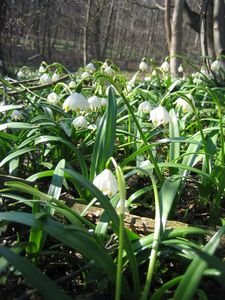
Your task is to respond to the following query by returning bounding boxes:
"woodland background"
[0,0,201,71]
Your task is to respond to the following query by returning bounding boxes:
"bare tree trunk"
[83,0,91,66]
[170,0,185,76]
[200,0,208,60]
[100,0,114,59]
[0,0,7,73]
[207,0,216,59]
[165,0,171,52]
[213,0,225,56]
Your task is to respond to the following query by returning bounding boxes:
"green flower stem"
[109,157,140,299]
[141,174,161,300]
[113,158,126,300]
[115,214,125,300]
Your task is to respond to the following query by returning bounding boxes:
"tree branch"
[133,0,165,10]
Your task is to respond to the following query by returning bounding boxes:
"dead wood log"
[71,202,188,235]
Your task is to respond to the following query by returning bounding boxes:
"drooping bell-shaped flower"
[81,71,91,79]
[178,64,183,73]
[150,105,171,126]
[40,73,52,84]
[85,62,96,72]
[88,95,101,111]
[68,80,76,89]
[17,70,25,79]
[93,169,118,198]
[211,60,225,73]
[138,101,151,113]
[63,92,90,113]
[104,66,114,75]
[52,73,59,82]
[47,92,59,105]
[11,110,24,121]
[175,94,194,113]
[139,61,148,72]
[160,61,170,73]
[100,98,107,107]
[39,65,46,73]
[72,116,88,129]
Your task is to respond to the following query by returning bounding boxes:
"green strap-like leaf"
[89,86,117,180]
[174,225,225,300]
[0,246,72,300]
[0,212,132,299]
[0,147,37,168]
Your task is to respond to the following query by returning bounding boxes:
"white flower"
[211,60,225,73]
[81,71,91,79]
[39,65,46,73]
[88,96,101,110]
[47,92,59,105]
[104,66,114,75]
[175,94,194,113]
[86,62,96,71]
[72,116,88,129]
[178,65,183,73]
[101,98,107,107]
[126,82,133,92]
[102,61,109,68]
[93,169,118,198]
[144,76,151,82]
[68,80,76,89]
[138,160,153,175]
[139,61,148,72]
[138,101,151,113]
[17,70,25,79]
[193,77,202,84]
[160,61,170,72]
[52,73,59,82]
[40,73,52,84]
[63,92,90,113]
[150,106,171,126]
[152,69,157,76]
[11,110,23,121]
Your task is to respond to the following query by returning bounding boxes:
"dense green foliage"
[0,59,225,299]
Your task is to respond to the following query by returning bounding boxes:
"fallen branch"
[71,202,188,235]
[4,74,70,96]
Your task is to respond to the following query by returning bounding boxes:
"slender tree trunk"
[207,0,216,59]
[0,0,7,73]
[213,0,225,56]
[101,0,114,59]
[165,0,171,52]
[200,0,208,60]
[83,0,91,66]
[170,0,185,76]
